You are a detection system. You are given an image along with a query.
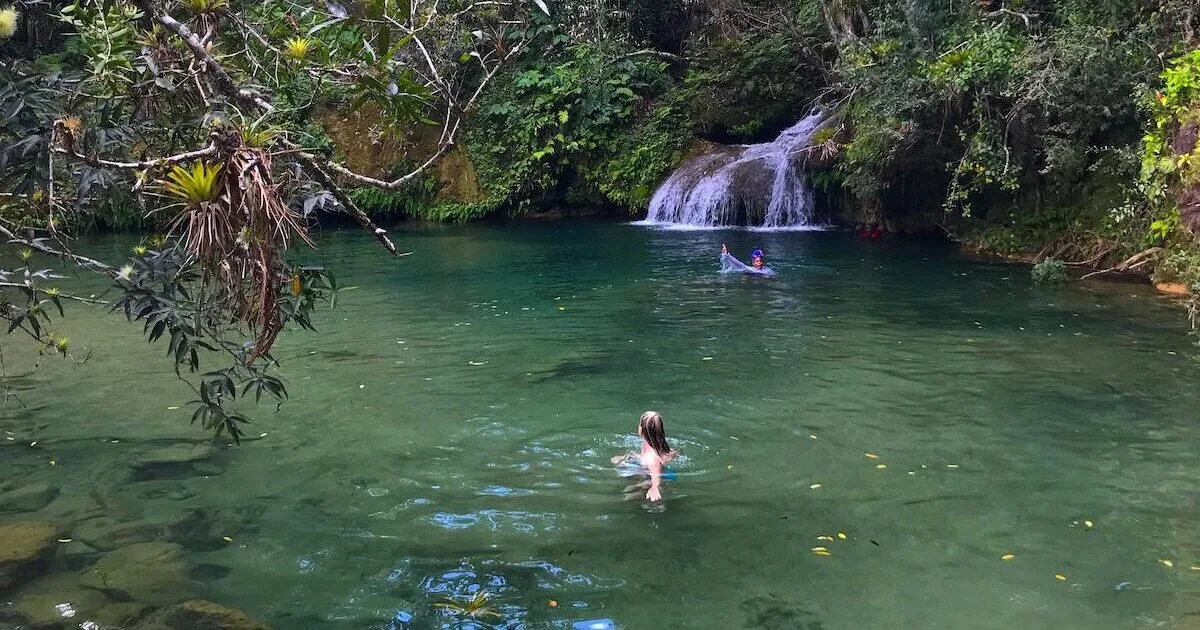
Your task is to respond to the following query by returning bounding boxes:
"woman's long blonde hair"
[639,411,671,456]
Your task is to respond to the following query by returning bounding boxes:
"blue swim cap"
[751,249,764,259]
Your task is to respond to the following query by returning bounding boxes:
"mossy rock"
[8,571,111,629]
[0,521,58,591]
[134,599,270,630]
[79,542,202,605]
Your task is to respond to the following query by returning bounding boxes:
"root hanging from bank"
[1078,248,1163,280]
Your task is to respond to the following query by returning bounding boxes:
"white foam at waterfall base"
[641,112,828,230]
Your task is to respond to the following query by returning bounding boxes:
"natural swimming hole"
[1,221,1198,629]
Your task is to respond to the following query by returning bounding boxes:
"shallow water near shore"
[2,221,1199,629]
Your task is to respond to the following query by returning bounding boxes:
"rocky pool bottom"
[2,223,1199,629]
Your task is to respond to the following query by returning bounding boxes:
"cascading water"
[642,111,826,229]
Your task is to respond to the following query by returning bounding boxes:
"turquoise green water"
[3,222,1200,629]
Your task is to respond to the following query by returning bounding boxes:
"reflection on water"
[1,222,1198,629]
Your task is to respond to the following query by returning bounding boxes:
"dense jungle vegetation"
[2,0,1199,433]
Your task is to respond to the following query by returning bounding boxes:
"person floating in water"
[611,410,677,502]
[720,244,776,276]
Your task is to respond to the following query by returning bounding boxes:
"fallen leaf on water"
[809,434,817,440]
[1083,519,1093,529]
[1161,559,1174,568]
[558,306,566,311]
[813,550,832,556]
[1001,554,1015,561]
[865,452,879,459]
[1191,566,1200,571]
[57,538,72,544]
[167,406,179,410]
[946,464,959,469]
[809,483,822,489]
[548,600,558,608]
[222,536,234,543]
[727,465,734,470]
[875,464,887,470]
[358,384,365,389]
[48,459,55,466]
[817,536,834,542]
[837,532,847,540]
[1055,574,1067,581]
[811,546,828,552]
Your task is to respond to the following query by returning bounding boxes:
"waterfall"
[641,112,826,229]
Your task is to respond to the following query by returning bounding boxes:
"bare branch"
[984,7,1033,29]
[0,283,110,305]
[54,138,218,170]
[0,224,117,277]
[608,49,684,64]
[290,152,407,256]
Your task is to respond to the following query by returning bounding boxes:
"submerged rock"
[71,517,160,551]
[35,494,105,527]
[8,571,111,628]
[79,542,202,605]
[131,444,217,478]
[94,601,153,627]
[134,599,270,630]
[0,481,60,513]
[0,521,58,591]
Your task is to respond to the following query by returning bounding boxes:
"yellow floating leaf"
[727,465,734,470]
[222,536,234,542]
[57,538,72,544]
[1083,520,1093,529]
[809,483,822,489]
[1001,554,1015,561]
[813,550,832,556]
[558,306,566,311]
[1161,559,1174,568]
[837,532,847,540]
[548,600,558,608]
[865,452,879,459]
[48,459,56,466]
[946,464,959,469]
[817,536,834,542]
[1055,574,1067,581]
[1191,566,1200,571]
[809,434,818,440]
[875,463,887,470]
[811,546,828,553]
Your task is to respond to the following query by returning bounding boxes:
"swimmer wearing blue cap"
[610,411,678,502]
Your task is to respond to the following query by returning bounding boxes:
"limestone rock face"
[0,521,58,590]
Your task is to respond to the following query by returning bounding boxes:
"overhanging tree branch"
[133,0,528,253]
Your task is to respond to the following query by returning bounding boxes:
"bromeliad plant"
[161,161,223,206]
